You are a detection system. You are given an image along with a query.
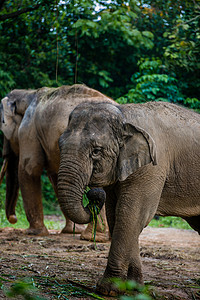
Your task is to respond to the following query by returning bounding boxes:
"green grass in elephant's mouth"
[81,187,105,245]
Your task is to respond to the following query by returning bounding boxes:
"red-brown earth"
[0,220,199,299]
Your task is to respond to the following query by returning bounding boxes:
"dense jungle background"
[0,0,200,228]
[0,1,200,299]
[0,0,200,233]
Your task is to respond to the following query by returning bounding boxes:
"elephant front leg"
[96,222,143,296]
[96,171,165,295]
[19,168,48,236]
[96,192,144,295]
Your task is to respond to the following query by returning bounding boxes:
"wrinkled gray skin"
[0,85,114,237]
[57,101,200,295]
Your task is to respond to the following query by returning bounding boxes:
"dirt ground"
[0,222,199,300]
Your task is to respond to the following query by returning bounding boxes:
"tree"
[0,0,64,99]
[163,1,200,99]
[0,0,154,98]
[117,0,200,109]
[0,0,41,21]
[0,0,199,102]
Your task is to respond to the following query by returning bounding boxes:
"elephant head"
[0,89,36,149]
[58,102,157,224]
[0,89,36,224]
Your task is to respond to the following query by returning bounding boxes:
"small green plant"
[4,279,46,300]
[113,278,153,300]
[0,275,105,300]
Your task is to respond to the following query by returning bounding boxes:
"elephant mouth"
[89,172,116,188]
[84,188,106,213]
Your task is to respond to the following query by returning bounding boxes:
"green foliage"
[0,0,200,226]
[0,182,29,228]
[0,176,63,229]
[0,0,67,95]
[149,216,192,230]
[0,0,154,99]
[162,1,200,99]
[1,275,106,300]
[113,278,152,300]
[41,172,59,215]
[182,97,200,112]
[117,58,185,104]
[0,70,15,98]
[163,2,200,70]
[0,0,199,101]
[82,186,91,208]
[117,58,200,112]
[82,187,104,245]
[4,279,46,300]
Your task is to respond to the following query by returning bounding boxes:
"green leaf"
[82,187,90,208]
[142,31,154,39]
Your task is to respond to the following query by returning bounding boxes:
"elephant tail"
[1,137,19,224]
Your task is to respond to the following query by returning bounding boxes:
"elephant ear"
[1,90,35,141]
[117,123,157,181]
[1,96,20,140]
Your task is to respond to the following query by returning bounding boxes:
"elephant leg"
[183,215,200,234]
[19,167,48,235]
[96,209,143,295]
[48,172,85,234]
[104,185,118,238]
[5,150,19,224]
[96,203,144,295]
[18,125,48,235]
[96,169,165,296]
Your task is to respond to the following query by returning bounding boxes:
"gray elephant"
[57,101,200,295]
[0,84,114,240]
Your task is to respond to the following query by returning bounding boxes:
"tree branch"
[192,0,200,9]
[0,3,40,21]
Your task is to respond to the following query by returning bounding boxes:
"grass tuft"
[82,187,104,246]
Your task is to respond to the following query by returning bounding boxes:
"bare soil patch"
[0,223,199,299]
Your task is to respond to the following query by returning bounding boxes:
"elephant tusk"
[0,158,8,185]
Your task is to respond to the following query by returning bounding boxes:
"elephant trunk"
[5,151,19,224]
[58,152,92,224]
[0,158,8,185]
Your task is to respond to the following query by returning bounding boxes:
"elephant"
[0,84,115,240]
[57,101,200,295]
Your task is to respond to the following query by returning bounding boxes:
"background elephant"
[0,84,114,240]
[57,101,200,295]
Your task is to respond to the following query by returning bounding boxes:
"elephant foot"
[80,222,110,242]
[96,277,120,296]
[61,221,86,234]
[25,226,49,236]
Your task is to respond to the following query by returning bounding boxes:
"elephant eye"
[92,147,102,157]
